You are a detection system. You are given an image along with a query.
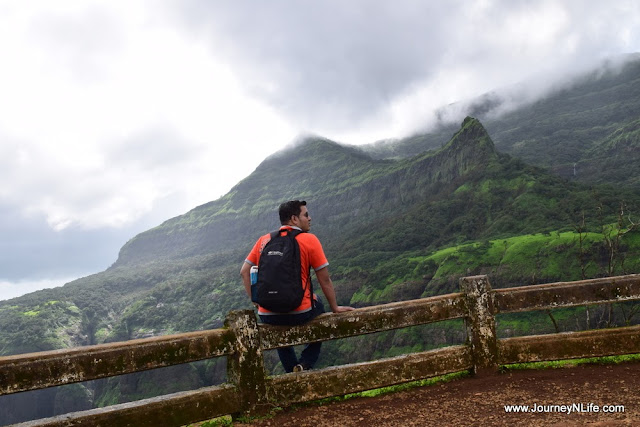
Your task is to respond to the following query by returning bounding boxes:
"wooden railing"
[2,274,640,426]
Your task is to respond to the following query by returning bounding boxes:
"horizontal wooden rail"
[5,274,640,427]
[259,293,467,349]
[269,345,472,405]
[498,324,640,364]
[13,385,240,427]
[14,347,471,427]
[494,274,640,313]
[0,328,234,395]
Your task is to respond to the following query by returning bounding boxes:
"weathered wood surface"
[259,293,467,350]
[499,324,640,364]
[459,276,498,374]
[4,274,640,426]
[269,345,473,405]
[494,274,640,313]
[225,310,268,415]
[13,385,240,427]
[0,329,234,395]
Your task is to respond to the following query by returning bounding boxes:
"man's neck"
[281,224,302,231]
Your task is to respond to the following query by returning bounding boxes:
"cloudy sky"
[1,0,639,301]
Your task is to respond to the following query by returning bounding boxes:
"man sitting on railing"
[240,200,354,373]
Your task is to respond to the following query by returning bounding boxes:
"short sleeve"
[299,233,329,271]
[245,234,270,266]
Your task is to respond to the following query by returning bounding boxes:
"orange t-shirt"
[245,226,329,315]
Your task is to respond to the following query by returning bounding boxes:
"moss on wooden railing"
[3,274,640,427]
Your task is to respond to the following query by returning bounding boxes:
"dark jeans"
[259,298,326,373]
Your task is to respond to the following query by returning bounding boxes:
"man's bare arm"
[315,267,354,313]
[240,262,252,297]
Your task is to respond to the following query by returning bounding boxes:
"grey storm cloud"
[0,205,110,280]
[168,0,640,134]
[171,0,454,130]
[0,195,182,283]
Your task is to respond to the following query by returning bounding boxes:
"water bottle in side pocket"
[250,266,258,303]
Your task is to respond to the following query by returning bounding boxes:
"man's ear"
[285,215,296,226]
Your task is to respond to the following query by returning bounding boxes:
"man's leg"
[275,346,299,373]
[259,298,326,371]
[297,299,325,369]
[260,314,303,373]
[297,342,321,370]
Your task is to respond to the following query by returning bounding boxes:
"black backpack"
[253,228,312,312]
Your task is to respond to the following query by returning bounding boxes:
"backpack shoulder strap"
[271,228,303,239]
[278,228,314,306]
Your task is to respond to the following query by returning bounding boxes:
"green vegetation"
[347,227,640,304]
[191,417,233,427]
[502,353,640,372]
[375,54,640,189]
[3,56,640,425]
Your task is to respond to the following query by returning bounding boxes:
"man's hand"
[316,267,356,313]
[333,306,355,313]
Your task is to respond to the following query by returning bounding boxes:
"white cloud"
[0,277,76,302]
[0,1,296,231]
[3,0,640,233]
[1,0,640,299]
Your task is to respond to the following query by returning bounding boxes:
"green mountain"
[2,117,637,355]
[3,57,640,424]
[487,54,640,187]
[367,54,640,188]
[116,118,497,266]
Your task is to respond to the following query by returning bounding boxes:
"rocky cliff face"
[114,117,499,267]
[3,115,639,425]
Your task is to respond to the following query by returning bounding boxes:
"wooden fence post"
[225,310,268,417]
[459,275,499,375]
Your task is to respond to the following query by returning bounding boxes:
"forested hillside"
[366,54,640,188]
[2,57,640,425]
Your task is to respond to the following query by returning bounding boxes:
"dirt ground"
[241,361,640,426]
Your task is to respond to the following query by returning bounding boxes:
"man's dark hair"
[279,200,307,225]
